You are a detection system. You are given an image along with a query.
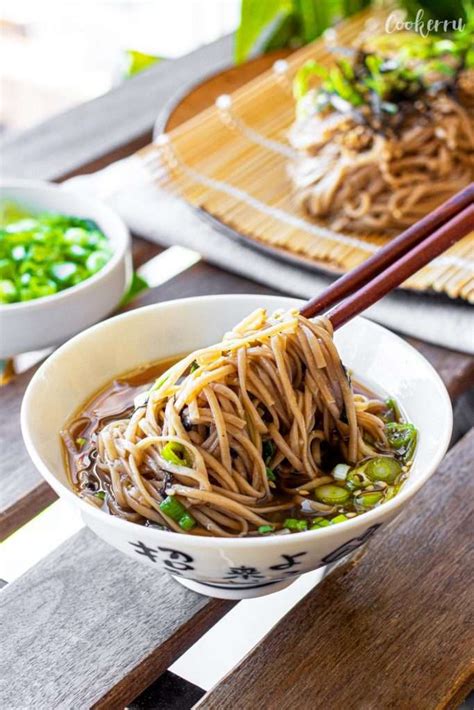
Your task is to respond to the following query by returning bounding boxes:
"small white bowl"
[0,180,132,357]
[21,295,452,599]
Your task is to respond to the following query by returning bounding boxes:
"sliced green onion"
[64,227,90,245]
[293,59,328,100]
[0,204,113,304]
[159,495,187,521]
[310,518,331,529]
[11,245,27,261]
[50,262,78,284]
[86,251,110,274]
[354,491,384,508]
[384,485,399,502]
[161,442,191,467]
[332,463,351,481]
[385,423,417,460]
[283,518,308,532]
[75,437,87,448]
[331,514,348,524]
[0,259,14,279]
[366,456,401,484]
[258,525,275,534]
[345,466,370,491]
[179,512,196,531]
[95,491,106,500]
[189,361,199,373]
[0,279,17,303]
[315,484,351,505]
[384,397,401,422]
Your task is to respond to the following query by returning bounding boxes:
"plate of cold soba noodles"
[22,295,452,598]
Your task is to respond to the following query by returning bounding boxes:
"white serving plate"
[22,295,452,599]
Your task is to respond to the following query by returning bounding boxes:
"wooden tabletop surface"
[0,38,473,710]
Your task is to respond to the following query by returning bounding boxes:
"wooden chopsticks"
[300,184,474,328]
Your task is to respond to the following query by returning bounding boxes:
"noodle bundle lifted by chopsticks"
[81,309,416,536]
[289,31,474,234]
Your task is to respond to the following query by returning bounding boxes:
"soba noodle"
[64,310,417,537]
[289,33,474,234]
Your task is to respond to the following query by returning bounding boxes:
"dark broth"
[63,358,416,535]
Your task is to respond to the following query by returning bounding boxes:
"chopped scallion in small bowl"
[0,201,113,304]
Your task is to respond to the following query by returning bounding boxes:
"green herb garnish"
[159,495,196,530]
[314,484,351,505]
[0,203,113,304]
[161,442,192,467]
[385,422,418,461]
[366,456,402,484]
[293,24,473,128]
[283,518,308,531]
[258,524,275,534]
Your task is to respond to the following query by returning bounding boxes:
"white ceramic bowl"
[21,295,452,599]
[0,180,132,357]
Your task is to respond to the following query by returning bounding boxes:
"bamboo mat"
[139,9,474,302]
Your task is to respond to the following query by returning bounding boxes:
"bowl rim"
[21,294,453,549]
[0,179,130,312]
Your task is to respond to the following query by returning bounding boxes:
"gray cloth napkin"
[67,155,474,354]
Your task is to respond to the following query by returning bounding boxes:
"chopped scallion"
[179,512,196,531]
[332,463,350,481]
[283,518,308,532]
[354,491,384,508]
[315,484,351,505]
[366,456,401,484]
[159,495,187,521]
[161,441,191,467]
[310,518,331,529]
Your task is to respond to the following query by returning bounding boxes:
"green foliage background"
[235,0,472,63]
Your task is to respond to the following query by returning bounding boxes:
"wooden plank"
[0,363,57,541]
[131,234,164,268]
[0,36,233,182]
[130,671,205,709]
[0,527,234,709]
[407,337,474,402]
[197,429,474,710]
